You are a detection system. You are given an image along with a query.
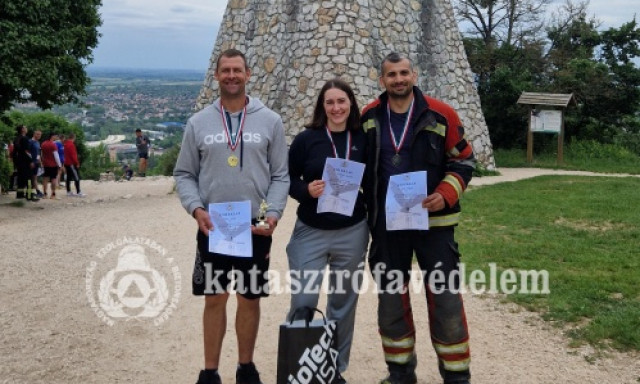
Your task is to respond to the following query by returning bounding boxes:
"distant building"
[155,122,186,130]
[108,144,137,162]
[141,130,165,140]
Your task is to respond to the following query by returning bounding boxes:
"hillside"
[16,68,203,145]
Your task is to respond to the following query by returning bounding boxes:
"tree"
[0,0,102,112]
[546,1,599,70]
[455,0,551,46]
[546,12,640,145]
[455,0,551,148]
[456,0,640,152]
[455,0,551,86]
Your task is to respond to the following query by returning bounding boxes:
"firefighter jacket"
[361,86,476,229]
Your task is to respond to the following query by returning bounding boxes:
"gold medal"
[228,154,239,167]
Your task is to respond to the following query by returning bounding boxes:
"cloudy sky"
[91,0,639,71]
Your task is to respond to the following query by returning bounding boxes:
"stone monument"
[196,0,495,168]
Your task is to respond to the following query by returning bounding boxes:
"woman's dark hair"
[305,78,360,131]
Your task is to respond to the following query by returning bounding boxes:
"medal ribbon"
[386,98,415,155]
[221,104,247,152]
[324,125,351,160]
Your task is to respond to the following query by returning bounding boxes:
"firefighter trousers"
[369,224,471,382]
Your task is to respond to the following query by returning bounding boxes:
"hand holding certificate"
[208,200,253,257]
[385,171,429,231]
[317,157,365,216]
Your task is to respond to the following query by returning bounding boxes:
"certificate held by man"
[208,200,252,257]
[385,171,429,231]
[317,157,365,216]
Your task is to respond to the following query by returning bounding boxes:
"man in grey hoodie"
[174,49,289,384]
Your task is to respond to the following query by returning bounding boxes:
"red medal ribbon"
[220,104,247,152]
[386,98,415,156]
[324,125,351,160]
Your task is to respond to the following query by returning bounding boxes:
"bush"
[149,145,180,176]
[0,148,13,192]
[494,139,640,174]
[568,139,639,162]
[613,116,640,156]
[81,144,118,181]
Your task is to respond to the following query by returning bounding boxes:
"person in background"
[12,125,38,201]
[122,163,133,181]
[362,52,475,384]
[40,133,62,199]
[64,133,86,197]
[174,48,289,384]
[286,78,368,384]
[29,130,43,198]
[135,128,150,177]
[7,140,17,192]
[55,134,65,187]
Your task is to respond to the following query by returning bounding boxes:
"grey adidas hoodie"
[174,96,289,220]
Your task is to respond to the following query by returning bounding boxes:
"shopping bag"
[276,307,339,384]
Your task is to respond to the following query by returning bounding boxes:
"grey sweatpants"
[286,219,369,372]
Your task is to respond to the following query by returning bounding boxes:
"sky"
[91,0,640,71]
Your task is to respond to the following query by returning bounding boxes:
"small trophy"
[256,199,271,229]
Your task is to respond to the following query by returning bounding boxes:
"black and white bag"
[276,307,339,384]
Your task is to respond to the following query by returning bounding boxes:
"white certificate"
[208,200,252,257]
[317,157,365,216]
[385,171,429,231]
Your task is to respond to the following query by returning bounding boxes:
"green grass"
[494,141,640,174]
[458,176,640,351]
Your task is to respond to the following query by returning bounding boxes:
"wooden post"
[558,109,565,164]
[527,106,533,163]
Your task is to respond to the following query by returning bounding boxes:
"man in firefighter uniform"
[362,52,475,384]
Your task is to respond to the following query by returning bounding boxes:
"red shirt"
[41,140,59,167]
[63,139,79,167]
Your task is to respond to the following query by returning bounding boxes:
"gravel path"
[1,169,638,383]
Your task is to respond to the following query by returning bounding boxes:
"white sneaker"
[67,192,76,197]
[76,192,87,198]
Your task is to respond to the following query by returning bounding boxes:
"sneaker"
[195,370,221,384]
[76,192,87,197]
[379,371,418,384]
[333,372,347,384]
[236,362,263,384]
[36,191,44,198]
[67,191,76,197]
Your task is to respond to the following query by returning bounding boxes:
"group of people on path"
[174,49,476,384]
[10,127,85,201]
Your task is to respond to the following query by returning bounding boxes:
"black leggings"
[65,165,81,193]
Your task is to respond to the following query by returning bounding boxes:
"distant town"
[17,67,205,161]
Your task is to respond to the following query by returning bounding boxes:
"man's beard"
[387,84,413,99]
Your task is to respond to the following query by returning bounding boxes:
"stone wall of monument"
[196,0,495,168]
